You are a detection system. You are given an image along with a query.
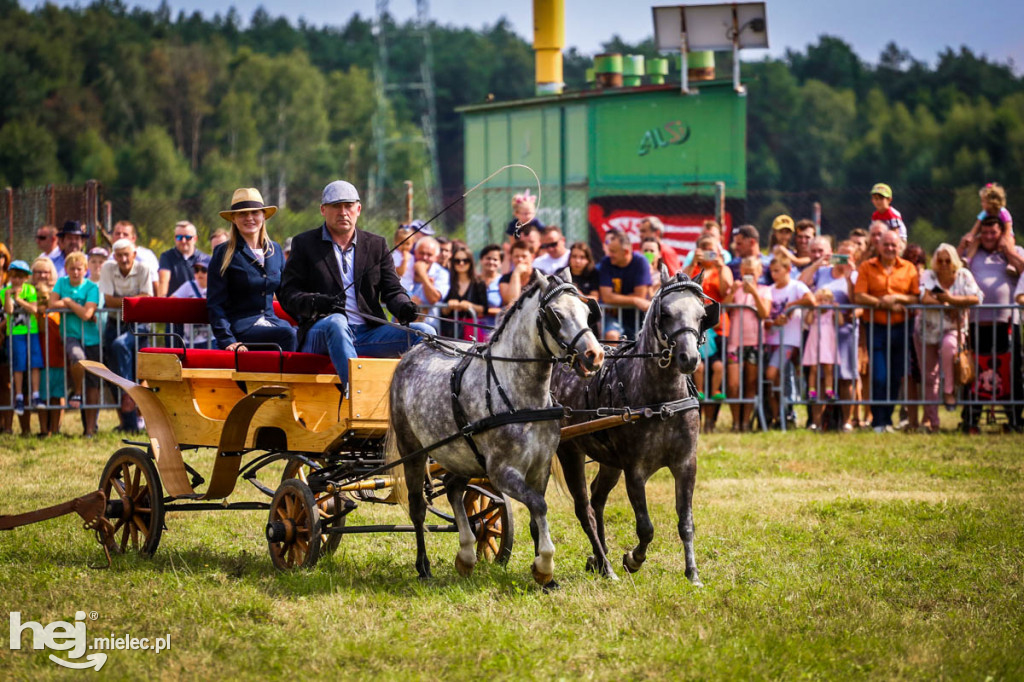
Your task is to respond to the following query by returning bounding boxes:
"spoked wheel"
[282,457,344,555]
[464,484,514,564]
[266,479,321,570]
[99,447,165,558]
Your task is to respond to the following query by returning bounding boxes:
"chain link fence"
[3,182,1020,264]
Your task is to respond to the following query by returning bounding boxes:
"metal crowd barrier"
[0,307,214,418]
[598,301,1023,433]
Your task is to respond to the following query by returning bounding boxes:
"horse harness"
[448,281,596,471]
[648,273,721,368]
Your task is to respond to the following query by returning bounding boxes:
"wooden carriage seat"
[122,296,335,375]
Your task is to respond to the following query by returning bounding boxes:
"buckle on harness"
[658,344,674,369]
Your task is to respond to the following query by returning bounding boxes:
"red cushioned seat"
[140,347,335,375]
[122,297,298,328]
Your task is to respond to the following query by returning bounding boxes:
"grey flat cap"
[321,180,360,205]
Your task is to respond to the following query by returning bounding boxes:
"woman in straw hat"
[207,188,297,352]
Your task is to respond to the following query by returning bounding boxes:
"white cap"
[321,180,360,205]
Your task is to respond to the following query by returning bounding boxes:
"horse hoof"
[585,555,599,573]
[542,579,561,593]
[531,564,553,586]
[622,551,643,574]
[454,554,474,577]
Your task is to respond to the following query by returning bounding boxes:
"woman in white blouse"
[917,243,982,431]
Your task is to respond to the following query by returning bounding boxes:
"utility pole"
[370,0,443,217]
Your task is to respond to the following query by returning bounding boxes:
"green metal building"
[459,80,747,254]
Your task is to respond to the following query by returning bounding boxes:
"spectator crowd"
[2,181,1022,437]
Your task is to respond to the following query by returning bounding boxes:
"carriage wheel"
[464,484,514,565]
[99,447,164,558]
[266,479,321,570]
[282,458,344,555]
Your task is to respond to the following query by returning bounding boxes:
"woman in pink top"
[725,256,771,431]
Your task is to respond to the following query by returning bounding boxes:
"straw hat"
[219,188,277,222]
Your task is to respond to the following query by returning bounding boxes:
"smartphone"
[930,285,945,295]
[742,274,755,284]
[830,254,849,265]
[703,250,717,261]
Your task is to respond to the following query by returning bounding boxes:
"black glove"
[397,301,418,325]
[311,294,337,315]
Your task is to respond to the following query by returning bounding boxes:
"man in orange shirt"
[853,230,920,431]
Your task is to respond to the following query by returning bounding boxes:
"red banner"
[588,204,732,256]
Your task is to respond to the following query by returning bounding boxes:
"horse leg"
[672,456,703,587]
[622,470,654,574]
[589,464,622,557]
[489,464,557,590]
[444,474,477,577]
[404,456,432,579]
[560,449,617,580]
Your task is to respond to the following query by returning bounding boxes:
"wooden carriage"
[75,297,513,570]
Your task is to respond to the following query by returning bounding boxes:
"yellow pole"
[533,0,564,95]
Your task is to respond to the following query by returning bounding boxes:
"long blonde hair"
[219,211,275,275]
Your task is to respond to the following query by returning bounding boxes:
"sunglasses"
[175,234,195,241]
[452,258,471,265]
[541,242,560,249]
[35,234,49,241]
[194,266,208,273]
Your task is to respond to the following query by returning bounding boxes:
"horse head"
[646,269,720,374]
[535,272,605,377]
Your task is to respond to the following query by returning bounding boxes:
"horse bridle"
[537,281,600,366]
[650,273,721,368]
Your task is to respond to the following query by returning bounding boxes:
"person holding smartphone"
[917,244,982,432]
[688,235,733,432]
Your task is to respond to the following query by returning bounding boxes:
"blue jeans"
[869,321,908,428]
[234,320,297,352]
[104,322,148,383]
[301,314,435,384]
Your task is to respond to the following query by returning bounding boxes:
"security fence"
[2,301,1021,436]
[593,301,1023,433]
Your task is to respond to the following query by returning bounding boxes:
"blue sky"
[24,0,1024,71]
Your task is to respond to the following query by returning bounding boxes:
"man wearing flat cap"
[279,180,435,389]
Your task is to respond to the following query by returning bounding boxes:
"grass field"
[1,414,1022,680]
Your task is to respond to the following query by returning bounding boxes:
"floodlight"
[652,2,768,94]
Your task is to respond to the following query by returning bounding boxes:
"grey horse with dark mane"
[388,273,605,588]
[550,268,718,585]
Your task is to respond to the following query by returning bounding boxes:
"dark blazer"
[279,225,412,344]
[207,240,288,347]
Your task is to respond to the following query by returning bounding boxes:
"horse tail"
[383,427,409,510]
[549,450,568,498]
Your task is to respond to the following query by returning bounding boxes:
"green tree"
[0,119,63,186]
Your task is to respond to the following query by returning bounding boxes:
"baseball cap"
[321,180,360,205]
[870,183,893,199]
[88,246,109,259]
[8,260,32,275]
[735,224,759,240]
[192,252,212,269]
[771,215,795,231]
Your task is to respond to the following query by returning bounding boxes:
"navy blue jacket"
[207,240,287,347]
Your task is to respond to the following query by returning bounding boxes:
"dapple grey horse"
[550,269,718,586]
[388,273,605,588]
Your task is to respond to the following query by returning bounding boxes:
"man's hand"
[413,260,431,283]
[397,301,419,325]
[312,294,337,315]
